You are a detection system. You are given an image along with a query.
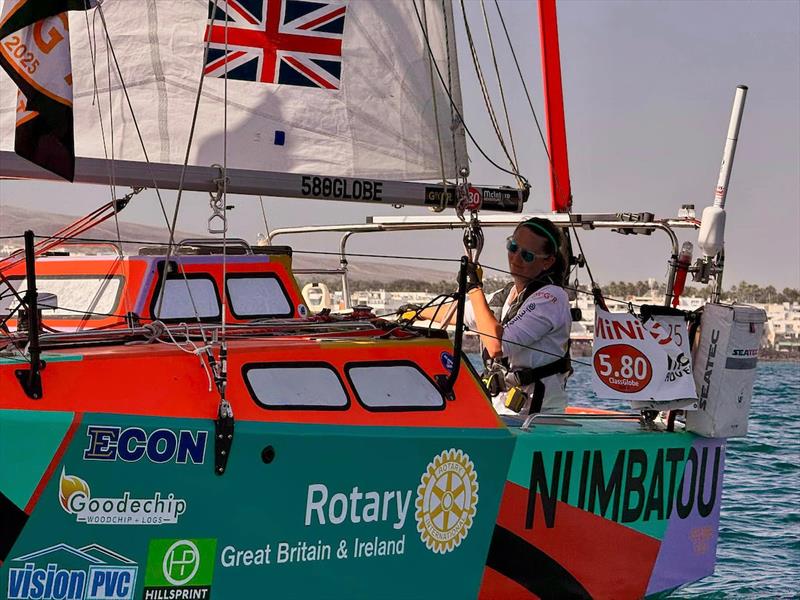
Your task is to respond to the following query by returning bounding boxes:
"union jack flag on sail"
[204,0,346,89]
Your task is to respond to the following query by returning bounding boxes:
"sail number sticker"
[593,343,653,393]
[300,176,383,201]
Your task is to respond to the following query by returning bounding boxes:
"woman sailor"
[414,217,572,415]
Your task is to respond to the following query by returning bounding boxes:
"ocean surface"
[569,361,800,598]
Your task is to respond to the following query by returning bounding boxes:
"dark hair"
[517,217,568,284]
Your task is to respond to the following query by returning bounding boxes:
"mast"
[538,0,572,213]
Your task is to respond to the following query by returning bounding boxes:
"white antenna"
[695,85,748,301]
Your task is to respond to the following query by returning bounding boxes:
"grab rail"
[521,412,644,431]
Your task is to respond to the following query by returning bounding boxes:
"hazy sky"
[1,0,798,289]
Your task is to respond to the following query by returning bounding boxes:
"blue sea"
[569,360,800,598]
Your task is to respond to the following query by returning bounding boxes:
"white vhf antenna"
[694,85,748,303]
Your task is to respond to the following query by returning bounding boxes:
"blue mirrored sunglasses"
[506,237,545,263]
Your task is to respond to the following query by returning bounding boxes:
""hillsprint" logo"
[143,538,217,600]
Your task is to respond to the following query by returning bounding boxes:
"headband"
[520,220,558,252]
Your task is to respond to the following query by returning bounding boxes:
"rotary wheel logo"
[415,448,479,554]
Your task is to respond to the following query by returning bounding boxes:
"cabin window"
[1,275,123,320]
[226,274,293,318]
[243,362,349,409]
[345,361,444,411]
[152,276,221,321]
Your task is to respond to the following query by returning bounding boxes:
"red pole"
[538,0,572,212]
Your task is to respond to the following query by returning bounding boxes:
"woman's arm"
[467,288,504,357]
[415,300,458,324]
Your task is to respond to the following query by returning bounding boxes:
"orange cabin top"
[1,251,305,331]
[1,247,507,430]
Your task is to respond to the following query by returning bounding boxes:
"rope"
[93,4,171,228]
[0,328,31,362]
[479,0,521,180]
[153,0,223,326]
[219,0,231,359]
[464,324,593,368]
[258,197,271,239]
[373,304,593,368]
[91,4,214,343]
[2,234,643,308]
[410,0,529,187]
[480,264,647,310]
[459,0,520,180]
[157,322,214,392]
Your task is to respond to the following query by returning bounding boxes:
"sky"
[1,0,798,289]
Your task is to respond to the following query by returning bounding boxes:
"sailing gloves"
[397,303,423,322]
[465,261,483,293]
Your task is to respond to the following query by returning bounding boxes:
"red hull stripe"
[488,481,660,599]
[479,566,539,600]
[24,412,83,514]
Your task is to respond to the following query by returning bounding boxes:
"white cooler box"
[686,303,766,438]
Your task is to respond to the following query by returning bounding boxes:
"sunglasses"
[506,237,548,263]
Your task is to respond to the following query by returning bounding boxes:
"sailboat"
[0,1,766,598]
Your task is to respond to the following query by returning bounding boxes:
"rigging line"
[479,263,646,309]
[392,293,457,334]
[92,2,211,338]
[153,0,221,325]
[459,0,520,179]
[258,197,271,239]
[220,0,230,347]
[421,0,450,209]
[0,271,25,308]
[410,0,529,186]
[89,26,133,324]
[283,249,461,263]
[0,303,129,320]
[460,0,511,165]
[492,0,599,288]
[95,3,217,334]
[479,0,520,177]
[0,329,31,363]
[370,305,593,369]
[463,323,593,367]
[16,233,624,307]
[19,234,463,264]
[149,3,226,348]
[492,0,551,175]
[93,4,170,229]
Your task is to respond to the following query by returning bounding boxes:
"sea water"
[471,356,800,597]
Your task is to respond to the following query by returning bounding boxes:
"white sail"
[0,0,468,181]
